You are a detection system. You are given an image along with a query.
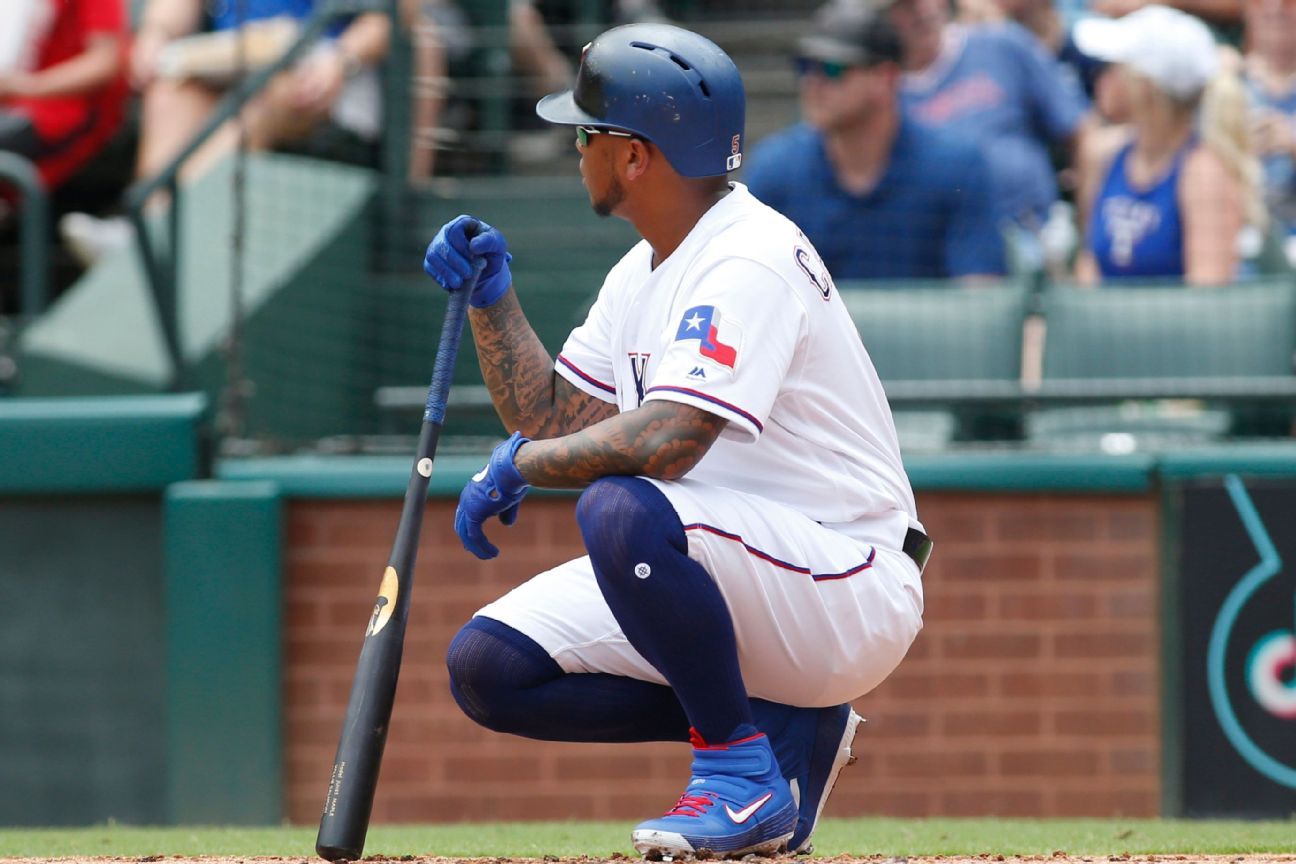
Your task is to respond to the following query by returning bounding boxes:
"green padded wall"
[0,394,209,826]
[164,480,283,824]
[0,393,208,492]
[0,497,167,825]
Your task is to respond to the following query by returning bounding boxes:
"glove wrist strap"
[494,431,531,493]
[469,277,511,308]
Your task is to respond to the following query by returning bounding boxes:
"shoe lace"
[663,792,715,818]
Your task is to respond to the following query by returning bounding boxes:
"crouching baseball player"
[422,22,931,860]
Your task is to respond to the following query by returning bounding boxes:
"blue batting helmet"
[535,24,746,178]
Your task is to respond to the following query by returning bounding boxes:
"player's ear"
[623,138,653,182]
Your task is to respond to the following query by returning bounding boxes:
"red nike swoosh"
[725,792,773,824]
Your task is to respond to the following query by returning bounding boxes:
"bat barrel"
[316,619,406,860]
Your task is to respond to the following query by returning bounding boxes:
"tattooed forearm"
[469,289,616,438]
[514,400,727,488]
[545,376,620,437]
[469,291,555,433]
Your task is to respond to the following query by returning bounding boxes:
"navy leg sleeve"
[576,476,756,744]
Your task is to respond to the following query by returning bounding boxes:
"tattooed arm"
[515,399,727,488]
[471,289,724,486]
[469,288,618,438]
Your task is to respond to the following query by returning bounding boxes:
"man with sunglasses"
[745,0,1004,281]
[423,21,928,860]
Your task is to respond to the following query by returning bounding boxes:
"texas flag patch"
[675,305,740,369]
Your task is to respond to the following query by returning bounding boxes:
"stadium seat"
[837,280,1031,449]
[1030,279,1296,450]
[1041,280,1296,379]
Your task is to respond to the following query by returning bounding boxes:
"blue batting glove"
[422,214,513,308]
[455,432,531,559]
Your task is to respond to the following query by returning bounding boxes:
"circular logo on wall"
[1208,475,1296,789]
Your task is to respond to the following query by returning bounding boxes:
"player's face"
[577,128,630,217]
[592,174,627,217]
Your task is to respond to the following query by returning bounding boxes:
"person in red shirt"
[0,0,128,191]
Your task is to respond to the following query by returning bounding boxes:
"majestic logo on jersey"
[688,366,707,380]
[795,246,833,301]
[628,352,651,406]
[675,305,738,369]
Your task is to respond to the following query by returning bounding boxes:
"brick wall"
[282,491,1161,824]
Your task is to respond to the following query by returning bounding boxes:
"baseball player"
[422,23,930,859]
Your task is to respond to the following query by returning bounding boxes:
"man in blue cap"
[745,0,1005,281]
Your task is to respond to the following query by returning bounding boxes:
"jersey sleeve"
[643,258,803,443]
[555,285,619,403]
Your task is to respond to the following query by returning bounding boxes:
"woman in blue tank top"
[1072,6,1265,285]
[1086,136,1195,279]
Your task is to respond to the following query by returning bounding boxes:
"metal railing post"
[0,152,49,317]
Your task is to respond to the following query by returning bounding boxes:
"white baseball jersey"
[555,183,921,547]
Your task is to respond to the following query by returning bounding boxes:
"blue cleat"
[764,704,864,854]
[632,731,797,859]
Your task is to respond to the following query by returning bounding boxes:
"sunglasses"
[576,125,637,147]
[794,56,857,80]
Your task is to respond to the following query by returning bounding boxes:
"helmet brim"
[535,90,601,126]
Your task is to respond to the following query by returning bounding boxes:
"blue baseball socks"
[577,477,795,857]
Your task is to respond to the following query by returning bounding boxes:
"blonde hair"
[1199,64,1269,230]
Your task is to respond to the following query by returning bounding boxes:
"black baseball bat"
[315,242,478,862]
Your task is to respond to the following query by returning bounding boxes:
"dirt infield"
[4,855,1296,864]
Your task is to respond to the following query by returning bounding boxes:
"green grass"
[2,818,1295,858]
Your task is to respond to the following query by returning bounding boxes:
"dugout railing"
[0,152,51,319]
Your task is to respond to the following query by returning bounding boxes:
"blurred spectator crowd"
[4,0,1296,312]
[746,0,1283,287]
[0,0,664,312]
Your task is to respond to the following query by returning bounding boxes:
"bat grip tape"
[424,279,473,425]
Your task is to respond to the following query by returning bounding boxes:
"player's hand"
[455,432,531,559]
[423,214,513,308]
